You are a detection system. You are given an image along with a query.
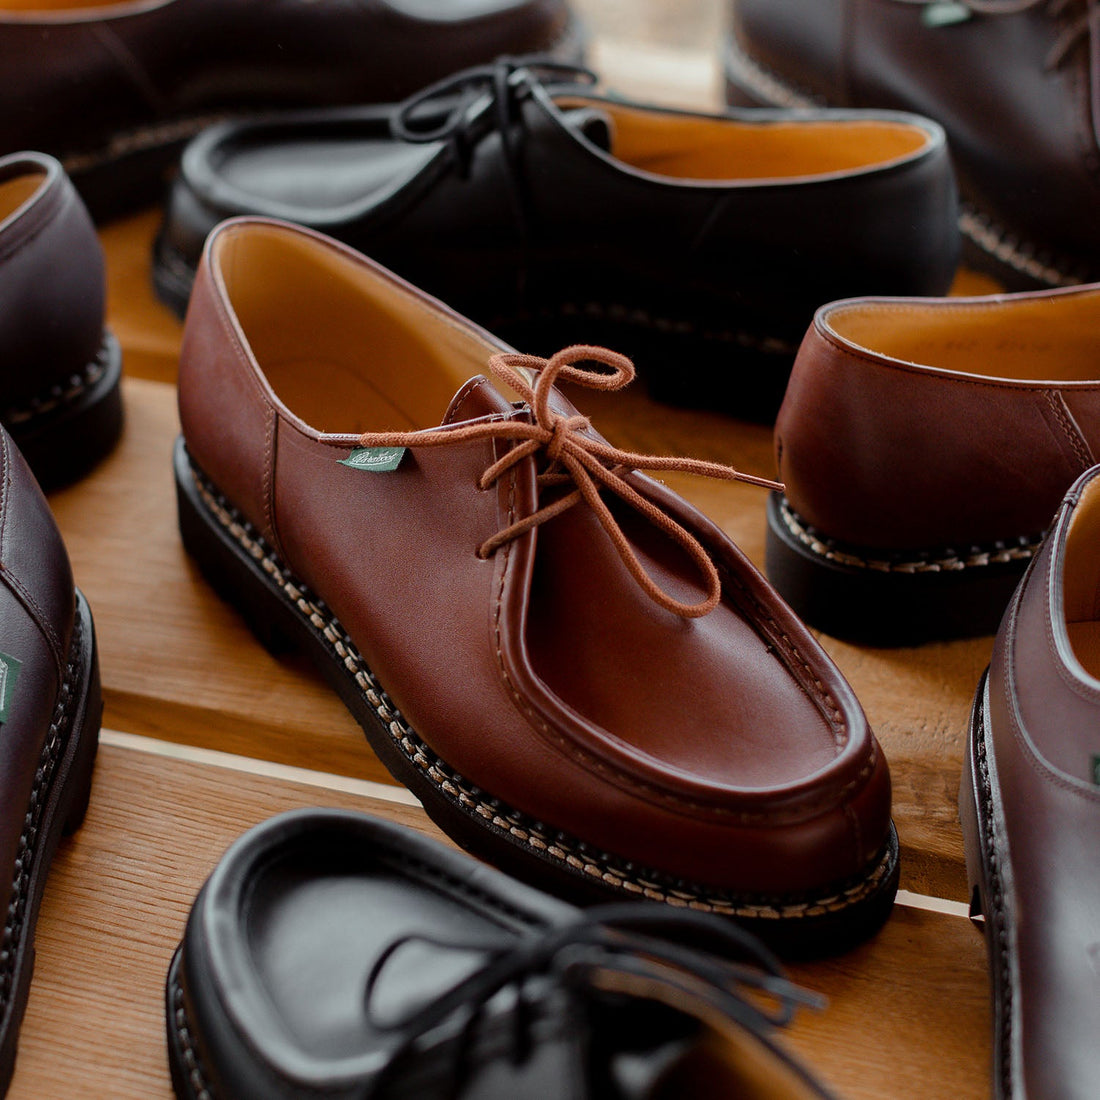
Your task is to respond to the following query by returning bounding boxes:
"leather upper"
[176,809,837,1099]
[159,66,958,349]
[177,217,892,897]
[731,0,1100,281]
[0,426,77,939]
[0,0,573,163]
[985,465,1100,1098]
[0,151,105,407]
[775,286,1100,551]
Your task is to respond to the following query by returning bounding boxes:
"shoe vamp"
[524,496,841,788]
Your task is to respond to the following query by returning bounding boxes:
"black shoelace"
[390,56,597,302]
[359,902,824,1100]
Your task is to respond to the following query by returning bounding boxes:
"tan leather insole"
[213,224,513,435]
[556,96,930,181]
[0,170,44,222]
[827,292,1100,382]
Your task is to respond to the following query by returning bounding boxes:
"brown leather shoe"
[1,0,581,220]
[175,217,897,956]
[724,0,1100,289]
[0,425,102,1093]
[768,285,1100,644]
[960,463,1100,1100]
[0,152,122,490]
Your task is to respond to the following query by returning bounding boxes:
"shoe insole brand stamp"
[339,447,407,473]
[0,652,21,723]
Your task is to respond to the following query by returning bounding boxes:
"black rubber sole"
[0,590,102,1094]
[5,331,124,493]
[765,494,1034,645]
[959,670,1013,1100]
[721,34,1090,292]
[175,438,898,957]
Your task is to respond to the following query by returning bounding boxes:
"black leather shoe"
[0,424,102,1094]
[0,152,122,490]
[167,809,840,1100]
[154,59,958,421]
[1,0,582,220]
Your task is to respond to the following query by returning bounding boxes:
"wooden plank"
[8,741,990,1099]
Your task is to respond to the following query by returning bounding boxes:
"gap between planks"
[101,728,972,920]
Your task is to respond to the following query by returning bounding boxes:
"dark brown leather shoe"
[175,217,897,956]
[768,284,1100,644]
[153,58,958,421]
[0,152,122,490]
[724,0,1100,289]
[167,808,842,1100]
[0,424,101,1094]
[960,463,1100,1100]
[1,0,581,220]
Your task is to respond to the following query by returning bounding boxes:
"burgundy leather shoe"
[1,0,581,220]
[0,424,102,1093]
[960,464,1100,1100]
[154,58,957,420]
[0,152,122,490]
[768,284,1100,644]
[175,217,897,956]
[167,809,840,1100]
[724,0,1100,289]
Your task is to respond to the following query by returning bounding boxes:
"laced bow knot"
[354,345,782,620]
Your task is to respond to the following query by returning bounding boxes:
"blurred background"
[575,0,722,52]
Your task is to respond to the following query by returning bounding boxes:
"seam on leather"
[778,497,1042,573]
[1043,389,1094,471]
[262,411,283,559]
[90,23,168,115]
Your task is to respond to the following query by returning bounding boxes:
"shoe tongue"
[441,373,517,425]
[560,106,614,153]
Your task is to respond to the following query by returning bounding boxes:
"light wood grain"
[7,742,989,1100]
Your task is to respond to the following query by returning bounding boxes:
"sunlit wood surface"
[14,20,996,1100]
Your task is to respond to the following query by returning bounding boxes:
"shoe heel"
[765,493,1027,645]
[174,437,300,657]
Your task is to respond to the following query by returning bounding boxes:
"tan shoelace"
[355,345,782,619]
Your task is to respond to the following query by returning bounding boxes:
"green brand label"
[922,2,972,27]
[1093,754,1100,786]
[0,652,21,723]
[339,447,406,473]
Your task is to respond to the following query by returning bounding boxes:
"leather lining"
[1063,477,1100,676]
[827,294,1100,381]
[213,224,507,435]
[0,171,44,221]
[556,96,930,180]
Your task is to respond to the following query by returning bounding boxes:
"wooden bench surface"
[15,31,996,1099]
